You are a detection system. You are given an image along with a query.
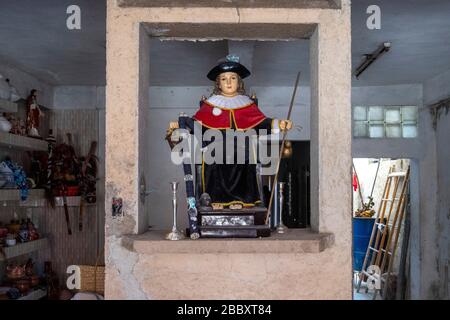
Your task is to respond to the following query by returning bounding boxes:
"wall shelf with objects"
[0,238,49,261]
[0,132,48,151]
[0,99,18,113]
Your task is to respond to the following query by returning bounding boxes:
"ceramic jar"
[6,264,25,279]
[6,234,16,246]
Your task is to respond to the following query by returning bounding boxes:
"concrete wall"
[423,69,450,299]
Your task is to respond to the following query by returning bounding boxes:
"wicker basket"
[79,251,105,295]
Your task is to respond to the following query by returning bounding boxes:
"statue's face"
[218,72,239,97]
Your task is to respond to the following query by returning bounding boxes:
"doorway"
[352,158,413,300]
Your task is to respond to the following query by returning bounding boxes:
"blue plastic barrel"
[353,217,375,271]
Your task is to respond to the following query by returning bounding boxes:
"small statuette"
[198,193,213,212]
[212,107,222,116]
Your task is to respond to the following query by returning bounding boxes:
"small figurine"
[25,258,34,276]
[26,89,44,138]
[27,218,40,241]
[18,219,29,243]
[197,193,213,211]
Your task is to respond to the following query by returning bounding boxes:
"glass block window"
[353,106,418,138]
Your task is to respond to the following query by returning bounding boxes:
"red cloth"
[193,101,266,130]
[353,173,358,191]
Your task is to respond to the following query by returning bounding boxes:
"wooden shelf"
[0,132,47,151]
[0,189,46,202]
[18,195,96,208]
[53,196,96,207]
[0,99,18,113]
[0,190,96,207]
[0,238,49,261]
[18,288,47,300]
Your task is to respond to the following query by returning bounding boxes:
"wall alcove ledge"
[122,229,334,254]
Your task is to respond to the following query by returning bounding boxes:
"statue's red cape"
[193,101,266,130]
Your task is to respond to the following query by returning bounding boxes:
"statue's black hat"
[207,55,251,81]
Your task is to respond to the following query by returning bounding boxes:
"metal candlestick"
[166,181,185,240]
[276,182,286,234]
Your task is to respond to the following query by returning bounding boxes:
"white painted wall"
[0,62,54,108]
[53,86,105,110]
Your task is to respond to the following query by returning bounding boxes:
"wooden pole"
[265,72,301,225]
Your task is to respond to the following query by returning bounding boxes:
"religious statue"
[26,89,44,138]
[167,55,292,213]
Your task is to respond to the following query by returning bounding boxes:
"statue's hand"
[279,120,293,131]
[169,121,179,130]
[165,121,180,149]
[166,121,179,137]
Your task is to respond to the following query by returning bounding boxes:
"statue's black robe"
[190,98,277,207]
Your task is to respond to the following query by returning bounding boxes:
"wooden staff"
[62,184,72,235]
[264,72,301,225]
[79,141,98,231]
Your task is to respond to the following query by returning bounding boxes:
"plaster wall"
[104,0,352,300]
[423,69,450,299]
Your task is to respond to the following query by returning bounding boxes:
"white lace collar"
[206,94,253,109]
